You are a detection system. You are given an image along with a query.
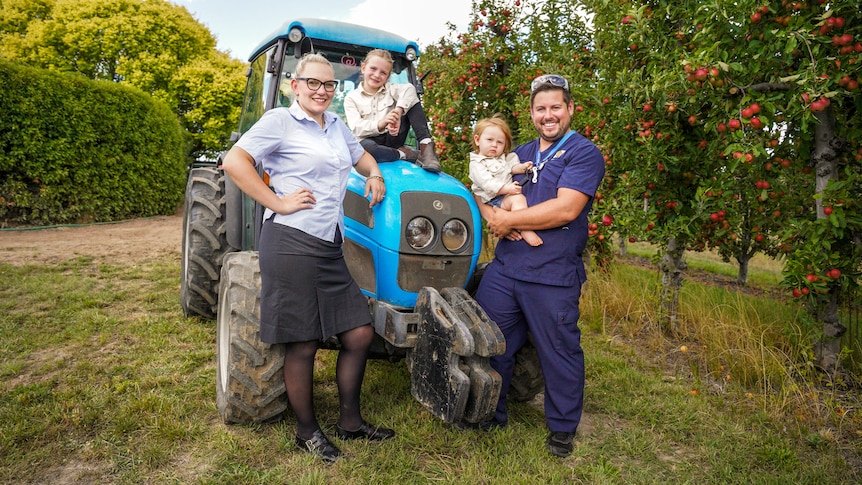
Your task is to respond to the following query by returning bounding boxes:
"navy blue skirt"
[258,219,371,344]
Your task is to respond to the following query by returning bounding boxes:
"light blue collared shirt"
[235,102,366,242]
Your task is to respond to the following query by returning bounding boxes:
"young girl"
[344,49,441,172]
[468,114,542,246]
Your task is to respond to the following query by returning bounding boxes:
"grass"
[1,251,861,483]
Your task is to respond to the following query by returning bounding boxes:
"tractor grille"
[397,254,473,292]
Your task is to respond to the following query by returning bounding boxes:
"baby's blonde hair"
[472,114,513,154]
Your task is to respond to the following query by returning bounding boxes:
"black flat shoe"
[295,429,343,463]
[335,421,395,441]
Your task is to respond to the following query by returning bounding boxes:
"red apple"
[750,117,763,129]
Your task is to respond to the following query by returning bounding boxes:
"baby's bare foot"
[522,230,543,247]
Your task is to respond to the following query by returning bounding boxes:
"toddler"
[468,115,542,246]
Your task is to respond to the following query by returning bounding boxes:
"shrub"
[0,60,186,226]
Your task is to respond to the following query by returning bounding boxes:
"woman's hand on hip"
[275,187,316,214]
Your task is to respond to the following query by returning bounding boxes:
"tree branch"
[747,82,794,92]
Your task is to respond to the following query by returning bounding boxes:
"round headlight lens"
[441,219,468,252]
[288,27,303,43]
[406,217,435,250]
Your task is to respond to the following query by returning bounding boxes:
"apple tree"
[585,1,754,330]
[586,0,861,368]
[420,0,614,265]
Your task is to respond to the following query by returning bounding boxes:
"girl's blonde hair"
[472,114,513,154]
[362,49,394,68]
[295,52,332,77]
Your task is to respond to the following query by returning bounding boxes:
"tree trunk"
[814,291,846,372]
[658,236,687,334]
[811,105,845,371]
[736,254,750,286]
[618,235,628,257]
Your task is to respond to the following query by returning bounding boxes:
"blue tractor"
[179,19,542,427]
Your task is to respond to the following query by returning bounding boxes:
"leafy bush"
[0,60,186,226]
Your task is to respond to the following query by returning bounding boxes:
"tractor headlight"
[406,47,417,61]
[441,219,468,252]
[406,217,435,250]
[288,27,304,43]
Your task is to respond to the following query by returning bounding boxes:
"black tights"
[284,324,374,439]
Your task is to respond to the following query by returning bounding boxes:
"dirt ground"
[0,214,183,266]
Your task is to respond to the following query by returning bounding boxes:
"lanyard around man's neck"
[529,130,574,184]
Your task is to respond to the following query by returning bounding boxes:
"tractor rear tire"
[508,338,544,403]
[216,251,288,424]
[181,166,232,319]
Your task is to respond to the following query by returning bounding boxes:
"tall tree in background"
[0,0,245,160]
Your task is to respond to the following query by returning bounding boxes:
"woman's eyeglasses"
[530,74,569,93]
[297,77,338,92]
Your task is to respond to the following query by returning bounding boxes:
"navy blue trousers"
[474,261,585,433]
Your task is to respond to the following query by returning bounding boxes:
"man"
[473,74,605,457]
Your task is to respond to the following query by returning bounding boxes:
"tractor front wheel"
[216,251,287,424]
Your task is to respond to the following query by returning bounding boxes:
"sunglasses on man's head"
[530,74,569,93]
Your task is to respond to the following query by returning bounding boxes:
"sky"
[172,0,474,61]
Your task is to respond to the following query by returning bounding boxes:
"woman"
[221,53,394,464]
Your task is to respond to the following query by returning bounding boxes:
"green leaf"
[784,36,798,55]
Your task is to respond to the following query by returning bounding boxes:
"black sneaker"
[546,431,575,458]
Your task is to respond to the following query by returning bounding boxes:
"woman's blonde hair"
[294,52,332,77]
[472,114,513,154]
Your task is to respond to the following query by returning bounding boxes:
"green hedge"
[0,60,187,226]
